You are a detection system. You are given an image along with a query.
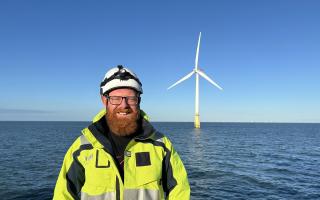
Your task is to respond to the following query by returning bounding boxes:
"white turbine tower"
[168,32,223,128]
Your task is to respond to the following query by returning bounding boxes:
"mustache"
[114,108,133,113]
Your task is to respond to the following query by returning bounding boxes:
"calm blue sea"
[0,122,319,200]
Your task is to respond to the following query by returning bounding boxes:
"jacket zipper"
[102,148,123,200]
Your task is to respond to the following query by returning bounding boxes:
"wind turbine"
[168,32,223,128]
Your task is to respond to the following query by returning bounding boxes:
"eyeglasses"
[106,96,140,105]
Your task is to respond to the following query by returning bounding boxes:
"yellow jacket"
[53,109,190,200]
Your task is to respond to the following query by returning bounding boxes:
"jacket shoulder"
[65,135,93,157]
[149,131,175,150]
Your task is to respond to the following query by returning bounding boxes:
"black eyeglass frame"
[105,95,141,105]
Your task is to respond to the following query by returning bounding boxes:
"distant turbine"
[168,32,223,128]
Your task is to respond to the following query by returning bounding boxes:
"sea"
[0,121,319,200]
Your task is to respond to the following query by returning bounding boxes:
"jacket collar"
[82,109,156,151]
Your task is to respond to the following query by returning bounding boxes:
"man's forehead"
[108,88,137,96]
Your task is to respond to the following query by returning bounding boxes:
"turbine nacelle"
[167,68,223,91]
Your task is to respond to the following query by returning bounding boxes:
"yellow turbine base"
[194,115,200,128]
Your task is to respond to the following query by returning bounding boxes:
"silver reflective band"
[80,135,90,145]
[81,191,115,200]
[124,189,160,200]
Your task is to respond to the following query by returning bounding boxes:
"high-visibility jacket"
[53,109,190,200]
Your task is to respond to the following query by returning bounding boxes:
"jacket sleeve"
[53,137,85,200]
[162,138,190,200]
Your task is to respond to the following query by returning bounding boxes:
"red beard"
[106,107,140,136]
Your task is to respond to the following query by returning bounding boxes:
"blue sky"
[0,0,319,122]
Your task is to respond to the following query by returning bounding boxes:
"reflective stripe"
[156,137,163,143]
[80,135,90,145]
[81,191,115,200]
[124,189,160,200]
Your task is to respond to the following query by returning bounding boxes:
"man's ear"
[101,95,108,106]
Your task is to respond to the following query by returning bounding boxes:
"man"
[53,65,190,200]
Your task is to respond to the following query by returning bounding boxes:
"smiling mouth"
[116,111,133,116]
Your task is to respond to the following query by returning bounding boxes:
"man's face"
[101,88,140,136]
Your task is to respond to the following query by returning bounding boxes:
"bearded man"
[53,65,190,200]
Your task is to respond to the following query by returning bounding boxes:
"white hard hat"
[100,65,143,95]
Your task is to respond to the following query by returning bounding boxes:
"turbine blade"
[195,32,201,70]
[197,69,223,90]
[167,70,195,90]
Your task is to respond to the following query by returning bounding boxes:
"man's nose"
[118,97,129,108]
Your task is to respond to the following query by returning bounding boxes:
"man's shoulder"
[67,134,93,152]
[152,130,165,140]
[145,129,174,148]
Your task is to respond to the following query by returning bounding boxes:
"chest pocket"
[84,149,116,190]
[134,151,162,187]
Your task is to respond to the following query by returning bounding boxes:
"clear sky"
[0,0,319,122]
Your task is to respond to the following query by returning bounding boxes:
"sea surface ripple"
[0,122,319,199]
